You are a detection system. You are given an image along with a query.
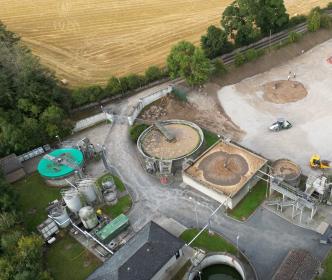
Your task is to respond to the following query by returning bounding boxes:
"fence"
[127,85,173,125]
[18,145,50,163]
[73,112,109,132]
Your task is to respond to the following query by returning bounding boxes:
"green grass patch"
[180,229,236,254]
[317,249,332,280]
[12,173,60,232]
[96,173,126,192]
[228,180,267,221]
[129,123,149,143]
[171,260,191,280]
[203,129,219,149]
[46,234,101,280]
[102,195,132,218]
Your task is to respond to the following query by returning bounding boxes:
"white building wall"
[183,164,268,210]
[183,174,233,208]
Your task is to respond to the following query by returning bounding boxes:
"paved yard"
[218,39,332,175]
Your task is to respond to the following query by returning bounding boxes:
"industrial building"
[87,221,185,280]
[137,120,204,175]
[0,154,26,183]
[183,140,268,209]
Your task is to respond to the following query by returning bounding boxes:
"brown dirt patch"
[141,123,200,159]
[263,80,307,104]
[198,151,249,185]
[139,83,244,141]
[272,159,301,181]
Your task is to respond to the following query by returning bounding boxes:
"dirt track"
[0,0,330,86]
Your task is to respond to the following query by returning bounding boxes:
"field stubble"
[0,0,330,86]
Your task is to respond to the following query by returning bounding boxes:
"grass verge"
[203,129,219,149]
[317,249,332,280]
[228,180,267,221]
[46,234,101,280]
[102,195,132,218]
[12,173,60,232]
[180,229,236,255]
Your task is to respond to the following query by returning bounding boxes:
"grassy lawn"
[180,229,236,255]
[96,173,126,192]
[12,173,60,232]
[171,260,191,280]
[317,249,332,280]
[228,180,267,221]
[46,234,101,280]
[203,129,219,149]
[102,195,132,218]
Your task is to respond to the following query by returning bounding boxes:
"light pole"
[236,234,240,257]
[189,197,199,229]
[55,135,61,146]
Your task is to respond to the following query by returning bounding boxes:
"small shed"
[0,154,26,183]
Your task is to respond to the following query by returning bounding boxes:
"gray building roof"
[0,154,23,175]
[88,221,185,280]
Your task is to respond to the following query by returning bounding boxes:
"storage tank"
[79,206,98,229]
[62,188,82,214]
[102,178,116,192]
[271,159,301,187]
[78,179,97,204]
[103,189,118,205]
[49,205,70,228]
[37,148,84,187]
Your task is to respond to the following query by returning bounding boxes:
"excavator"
[310,154,331,169]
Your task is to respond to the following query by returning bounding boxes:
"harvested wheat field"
[0,0,330,86]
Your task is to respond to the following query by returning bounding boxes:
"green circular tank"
[38,148,84,179]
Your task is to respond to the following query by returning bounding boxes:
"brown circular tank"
[271,159,301,187]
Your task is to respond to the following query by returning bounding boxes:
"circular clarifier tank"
[137,120,204,161]
[188,253,245,280]
[37,148,84,186]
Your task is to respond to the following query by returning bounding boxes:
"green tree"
[253,0,289,35]
[212,59,228,76]
[0,22,72,156]
[167,41,195,80]
[105,76,122,96]
[41,106,72,138]
[307,10,321,32]
[221,1,260,46]
[201,25,233,58]
[126,74,144,90]
[167,41,212,86]
[186,48,213,86]
[235,23,261,46]
[144,66,163,83]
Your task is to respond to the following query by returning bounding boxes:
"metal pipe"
[48,215,114,255]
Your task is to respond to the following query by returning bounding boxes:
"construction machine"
[310,154,331,169]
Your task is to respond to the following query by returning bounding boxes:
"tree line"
[0,173,52,279]
[0,22,73,157]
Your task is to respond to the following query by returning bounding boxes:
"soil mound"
[263,80,307,104]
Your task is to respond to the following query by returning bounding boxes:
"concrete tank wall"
[188,253,246,280]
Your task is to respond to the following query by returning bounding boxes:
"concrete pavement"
[76,80,331,279]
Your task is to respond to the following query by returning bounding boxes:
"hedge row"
[71,66,168,107]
